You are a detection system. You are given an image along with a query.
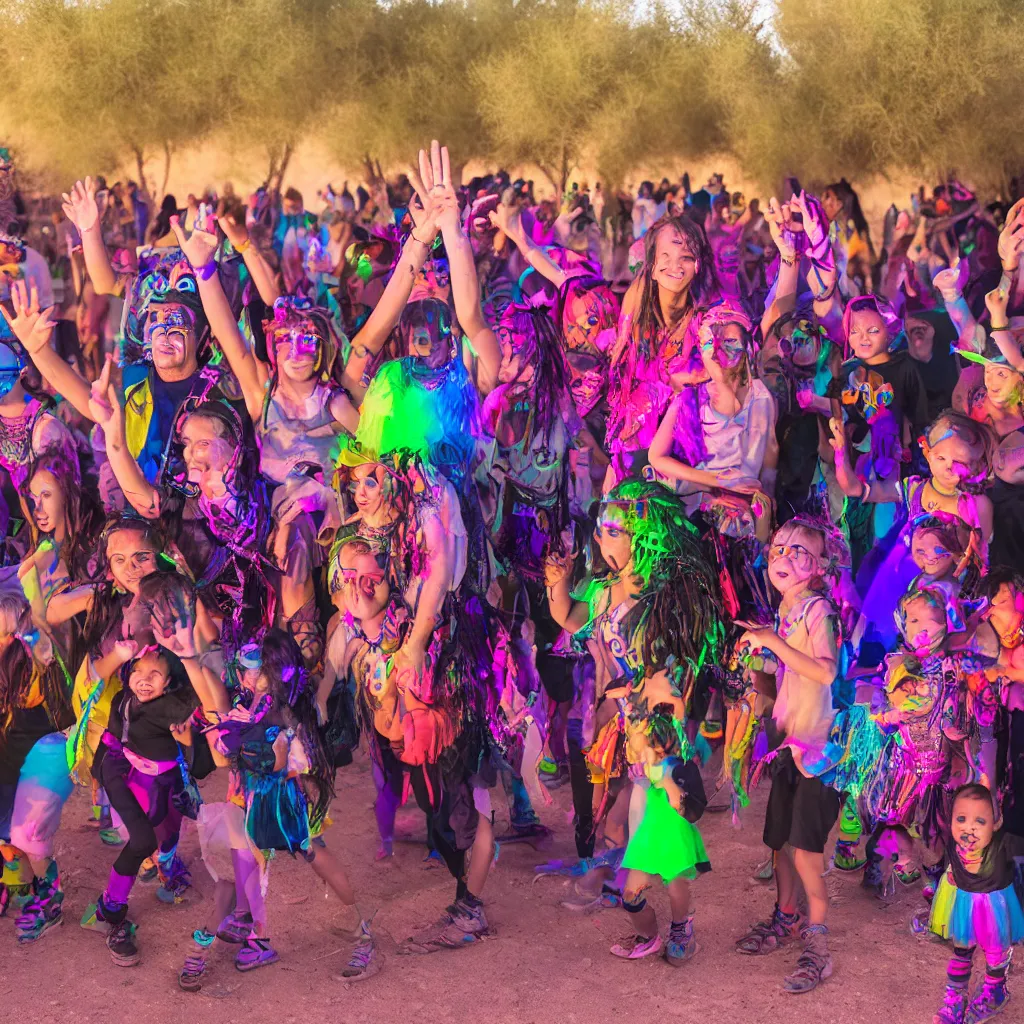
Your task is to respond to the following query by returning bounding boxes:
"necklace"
[923,479,957,510]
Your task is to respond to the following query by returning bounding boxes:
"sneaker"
[782,924,833,994]
[610,933,663,959]
[665,916,698,966]
[14,866,64,943]
[99,827,124,846]
[235,937,280,972]
[137,858,158,884]
[421,849,443,870]
[156,854,192,904]
[179,951,208,992]
[964,977,1010,1023]
[933,983,968,1024]
[400,900,490,954]
[833,839,867,872]
[735,904,803,955]
[107,919,141,967]
[335,922,381,981]
[216,909,253,944]
[560,889,621,914]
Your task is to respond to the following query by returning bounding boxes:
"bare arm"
[544,568,591,634]
[45,583,95,626]
[90,356,161,518]
[827,416,899,503]
[61,178,117,294]
[217,206,280,307]
[491,206,567,290]
[409,142,501,395]
[648,398,718,490]
[170,217,265,422]
[2,280,94,420]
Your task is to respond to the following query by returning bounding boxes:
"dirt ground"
[4,751,956,1024]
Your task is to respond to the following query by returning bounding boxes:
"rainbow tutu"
[929,869,1024,949]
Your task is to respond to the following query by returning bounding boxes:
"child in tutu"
[611,703,709,965]
[929,783,1024,1024]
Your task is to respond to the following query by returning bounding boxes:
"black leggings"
[100,753,180,879]
[568,721,595,859]
[409,763,467,883]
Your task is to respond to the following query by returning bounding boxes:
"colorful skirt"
[621,785,711,883]
[929,871,1024,949]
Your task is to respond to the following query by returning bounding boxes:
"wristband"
[990,323,1010,332]
[234,237,251,254]
[197,258,218,281]
[410,231,433,247]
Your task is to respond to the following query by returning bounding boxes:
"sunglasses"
[767,543,819,566]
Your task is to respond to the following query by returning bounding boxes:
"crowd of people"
[1,138,1024,1023]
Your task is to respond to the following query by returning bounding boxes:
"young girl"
[544,480,722,860]
[832,409,993,652]
[210,629,377,979]
[734,516,848,995]
[612,703,709,964]
[827,294,929,571]
[0,592,75,943]
[19,448,103,622]
[648,313,778,541]
[928,784,1024,1024]
[860,584,966,906]
[81,636,205,965]
[604,214,725,486]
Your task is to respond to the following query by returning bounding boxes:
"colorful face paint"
[766,523,826,594]
[146,303,195,370]
[701,322,747,370]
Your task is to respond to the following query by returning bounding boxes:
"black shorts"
[763,749,843,854]
[537,653,576,704]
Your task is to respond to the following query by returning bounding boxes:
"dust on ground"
[4,751,953,1024]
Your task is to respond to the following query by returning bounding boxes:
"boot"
[933,982,969,1024]
[782,923,833,994]
[965,975,1010,1024]
[14,861,64,943]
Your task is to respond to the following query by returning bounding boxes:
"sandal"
[782,925,833,994]
[735,904,802,955]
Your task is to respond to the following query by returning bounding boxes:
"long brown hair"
[632,215,720,358]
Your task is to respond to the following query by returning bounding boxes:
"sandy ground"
[3,750,956,1024]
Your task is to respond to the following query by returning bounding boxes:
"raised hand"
[150,582,198,659]
[2,279,57,355]
[998,198,1024,271]
[828,416,847,455]
[543,549,574,588]
[985,281,1011,325]
[932,258,965,298]
[112,638,139,667]
[169,214,218,271]
[765,197,796,263]
[61,176,101,233]
[87,355,124,434]
[793,190,827,253]
[488,202,521,238]
[413,140,459,236]
[216,199,250,250]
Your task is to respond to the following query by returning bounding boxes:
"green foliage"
[1,0,1023,195]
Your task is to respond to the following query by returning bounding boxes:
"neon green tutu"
[621,785,711,882]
